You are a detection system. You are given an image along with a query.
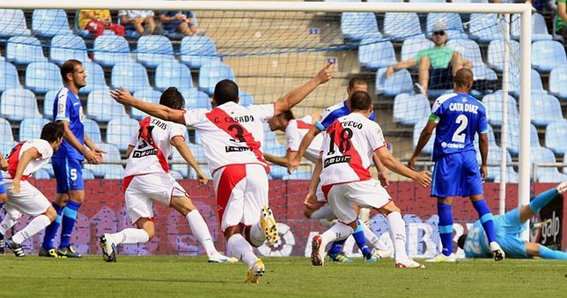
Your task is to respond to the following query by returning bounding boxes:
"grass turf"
[0,255,566,297]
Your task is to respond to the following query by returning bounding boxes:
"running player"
[98,87,236,263]
[310,91,431,268]
[111,64,332,283]
[409,68,504,262]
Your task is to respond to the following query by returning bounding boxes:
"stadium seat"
[93,35,134,67]
[6,36,47,65]
[198,61,236,95]
[531,124,541,147]
[469,13,503,42]
[25,62,63,93]
[132,89,162,120]
[476,145,517,182]
[0,61,20,92]
[82,168,95,180]
[239,91,255,107]
[531,40,566,72]
[482,91,519,127]
[269,166,288,180]
[155,61,193,91]
[0,88,41,121]
[136,35,175,68]
[84,119,102,144]
[86,89,127,122]
[549,65,567,99]
[0,9,30,37]
[32,9,71,38]
[282,170,312,180]
[393,93,431,126]
[413,119,435,154]
[446,39,497,81]
[367,0,403,2]
[530,93,562,127]
[181,88,212,109]
[511,13,552,42]
[81,61,107,95]
[358,39,396,71]
[500,116,521,155]
[383,13,424,41]
[531,147,567,183]
[43,89,60,119]
[19,118,49,141]
[84,143,123,177]
[545,119,567,155]
[111,62,151,94]
[375,68,413,97]
[340,12,381,41]
[188,143,207,164]
[425,13,466,40]
[179,35,220,69]
[506,69,545,98]
[50,34,89,66]
[400,38,433,61]
[0,119,14,143]
[33,169,51,180]
[487,39,520,73]
[106,117,139,151]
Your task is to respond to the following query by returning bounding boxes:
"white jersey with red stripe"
[319,113,386,187]
[2,139,53,180]
[183,101,274,173]
[124,116,187,177]
[286,115,323,163]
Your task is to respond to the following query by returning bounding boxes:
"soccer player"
[111,64,332,283]
[98,87,236,263]
[41,59,105,258]
[458,181,567,260]
[408,68,504,262]
[310,91,431,268]
[0,152,7,253]
[0,122,64,257]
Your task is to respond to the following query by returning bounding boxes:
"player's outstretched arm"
[11,147,41,194]
[110,89,186,125]
[478,133,489,180]
[60,120,101,164]
[171,136,208,184]
[264,153,288,167]
[273,63,333,116]
[288,125,321,173]
[375,147,431,188]
[304,154,323,210]
[408,120,437,169]
[373,154,389,187]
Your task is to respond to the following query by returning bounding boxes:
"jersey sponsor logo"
[225,146,252,152]
[132,148,158,158]
[448,102,479,114]
[323,155,350,168]
[131,117,169,172]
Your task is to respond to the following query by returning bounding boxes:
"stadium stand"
[81,61,108,95]
[469,13,502,42]
[546,119,567,155]
[375,68,413,96]
[131,89,162,120]
[111,62,151,93]
[6,36,47,65]
[50,34,90,66]
[198,61,236,95]
[340,12,381,41]
[0,9,30,37]
[549,65,567,99]
[531,40,566,72]
[358,39,396,71]
[181,88,212,109]
[393,93,431,126]
[136,35,175,68]
[19,118,49,141]
[25,62,64,93]
[179,35,220,69]
[155,61,194,91]
[531,93,563,127]
[93,35,134,67]
[31,9,71,38]
[86,89,127,122]
[0,119,14,143]
[106,117,139,151]
[0,61,20,92]
[0,88,41,121]
[383,12,423,41]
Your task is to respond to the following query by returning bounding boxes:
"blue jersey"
[315,100,375,131]
[430,93,487,161]
[52,88,85,160]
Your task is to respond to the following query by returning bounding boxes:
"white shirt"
[319,113,386,187]
[183,101,274,174]
[125,116,187,177]
[285,115,323,163]
[118,10,154,19]
[2,139,53,180]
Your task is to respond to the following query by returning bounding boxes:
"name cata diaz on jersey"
[443,100,480,150]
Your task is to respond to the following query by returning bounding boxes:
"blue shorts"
[431,151,483,198]
[52,157,84,193]
[494,208,528,258]
[0,177,5,195]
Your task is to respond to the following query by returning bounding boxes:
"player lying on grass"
[458,181,567,260]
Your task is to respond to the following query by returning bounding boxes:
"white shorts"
[123,173,187,223]
[316,183,326,202]
[3,180,50,216]
[213,164,269,231]
[325,179,391,224]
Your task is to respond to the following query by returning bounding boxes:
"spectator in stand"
[118,10,155,36]
[555,0,567,40]
[78,10,125,37]
[158,10,198,36]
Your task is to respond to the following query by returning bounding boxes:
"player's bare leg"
[6,206,57,257]
[225,226,264,284]
[99,218,153,262]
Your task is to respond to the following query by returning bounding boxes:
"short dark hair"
[348,77,367,90]
[280,110,295,121]
[160,87,185,110]
[41,122,64,143]
[60,59,82,83]
[454,68,474,88]
[213,79,239,105]
[349,91,372,111]
[457,234,467,249]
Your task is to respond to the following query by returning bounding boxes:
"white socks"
[361,223,388,251]
[249,221,266,247]
[387,212,409,262]
[227,234,258,268]
[320,222,354,251]
[309,205,336,220]
[110,228,150,245]
[186,210,218,257]
[0,208,22,235]
[12,215,51,244]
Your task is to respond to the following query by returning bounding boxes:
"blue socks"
[437,202,454,256]
[472,199,497,243]
[352,220,372,258]
[59,200,81,249]
[538,245,567,260]
[529,188,558,213]
[328,240,345,255]
[42,202,64,250]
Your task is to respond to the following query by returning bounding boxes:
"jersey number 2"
[452,115,468,143]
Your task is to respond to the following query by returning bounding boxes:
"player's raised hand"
[83,149,102,164]
[110,89,134,106]
[414,170,432,188]
[196,170,209,185]
[287,157,300,174]
[314,63,334,85]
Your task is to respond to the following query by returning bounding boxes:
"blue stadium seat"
[19,118,49,141]
[84,119,102,144]
[32,9,71,38]
[500,116,521,155]
[469,14,503,42]
[50,34,89,66]
[367,0,403,2]
[84,143,123,178]
[375,68,413,97]
[269,166,288,180]
[0,62,20,92]
[531,147,567,183]
[358,39,396,71]
[383,13,423,41]
[549,65,567,99]
[0,9,31,37]
[0,119,14,143]
[487,39,520,72]
[81,61,107,95]
[43,90,60,119]
[93,35,133,67]
[132,89,162,120]
[545,119,567,155]
[482,91,518,127]
[111,62,151,94]
[136,35,175,68]
[106,117,139,151]
[179,36,220,69]
[413,119,435,154]
[86,89,127,122]
[6,36,47,65]
[82,168,95,180]
[33,169,51,180]
[446,39,497,81]
[426,13,466,39]
[282,170,312,180]
[506,69,545,98]
[0,88,41,121]
[531,124,541,147]
[393,93,431,126]
[531,40,566,72]
[511,13,552,41]
[181,88,211,109]
[155,61,193,91]
[340,12,381,41]
[198,61,236,95]
[188,143,207,164]
[401,38,433,61]
[40,163,54,178]
[476,145,517,182]
[25,62,63,93]
[531,93,562,127]
[239,91,255,107]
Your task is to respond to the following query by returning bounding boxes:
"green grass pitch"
[0,255,566,297]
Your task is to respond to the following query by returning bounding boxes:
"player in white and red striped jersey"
[111,64,333,283]
[98,87,235,264]
[308,91,431,269]
[0,122,64,257]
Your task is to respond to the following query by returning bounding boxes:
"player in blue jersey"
[458,181,567,260]
[409,68,504,262]
[40,59,105,258]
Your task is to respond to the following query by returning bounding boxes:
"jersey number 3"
[452,114,468,143]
